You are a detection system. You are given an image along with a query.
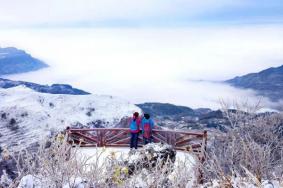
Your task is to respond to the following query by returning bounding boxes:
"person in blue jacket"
[141,114,154,144]
[129,112,141,149]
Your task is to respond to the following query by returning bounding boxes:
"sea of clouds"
[0,26,283,109]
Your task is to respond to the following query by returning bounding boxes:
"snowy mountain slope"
[0,86,141,151]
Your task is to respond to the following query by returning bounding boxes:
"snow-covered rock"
[18,175,86,188]
[0,170,13,187]
[18,175,36,188]
[0,157,17,182]
[0,86,141,151]
[202,179,282,188]
[127,143,176,171]
[62,177,86,188]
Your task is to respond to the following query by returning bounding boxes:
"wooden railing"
[67,128,208,184]
[67,128,207,156]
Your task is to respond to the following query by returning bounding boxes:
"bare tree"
[204,100,283,186]
[12,138,197,188]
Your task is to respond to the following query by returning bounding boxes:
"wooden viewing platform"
[67,128,208,183]
[67,128,207,158]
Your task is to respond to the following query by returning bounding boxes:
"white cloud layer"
[0,25,283,109]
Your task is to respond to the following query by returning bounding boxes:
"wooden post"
[66,129,70,143]
[197,130,208,184]
[172,132,177,147]
[101,130,106,146]
[96,129,101,147]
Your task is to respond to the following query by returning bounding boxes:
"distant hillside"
[137,102,276,132]
[0,47,48,75]
[136,103,195,118]
[226,65,283,101]
[0,78,90,95]
[137,102,229,131]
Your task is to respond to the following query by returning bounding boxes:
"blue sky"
[197,0,283,24]
[0,0,282,28]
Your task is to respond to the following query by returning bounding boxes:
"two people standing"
[129,112,154,149]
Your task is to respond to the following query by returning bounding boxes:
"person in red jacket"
[129,112,141,149]
[141,113,154,144]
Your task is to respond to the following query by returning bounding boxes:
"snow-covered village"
[1,1,283,188]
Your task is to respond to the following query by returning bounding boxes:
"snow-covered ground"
[17,144,197,188]
[0,86,141,151]
[77,147,196,170]
[22,144,282,188]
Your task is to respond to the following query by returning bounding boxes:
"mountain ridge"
[0,78,90,95]
[0,47,48,75]
[226,64,283,101]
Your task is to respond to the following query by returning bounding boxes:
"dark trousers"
[143,136,152,145]
[130,133,139,149]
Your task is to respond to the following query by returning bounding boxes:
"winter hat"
[144,114,150,119]
[133,112,139,118]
